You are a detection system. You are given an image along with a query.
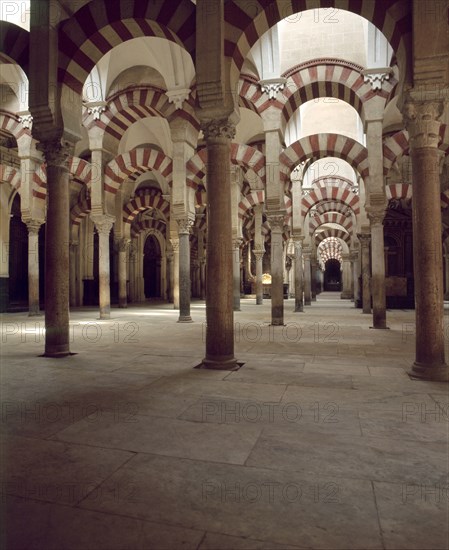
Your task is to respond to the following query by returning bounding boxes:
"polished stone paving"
[1,293,448,549]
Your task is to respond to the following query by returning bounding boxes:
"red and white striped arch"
[58,0,196,94]
[0,165,21,191]
[0,22,29,74]
[131,219,167,238]
[238,190,265,219]
[32,157,92,200]
[84,86,199,142]
[70,197,91,226]
[104,148,173,194]
[301,185,360,217]
[186,144,266,190]
[0,111,31,143]
[309,211,353,234]
[280,60,397,127]
[386,183,412,201]
[280,134,369,182]
[225,0,411,80]
[318,237,343,263]
[315,228,351,246]
[123,190,170,224]
[383,125,449,175]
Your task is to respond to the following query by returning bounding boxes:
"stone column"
[357,233,371,314]
[197,228,206,300]
[403,98,448,380]
[69,240,78,308]
[267,213,285,325]
[201,119,237,369]
[294,237,304,312]
[311,254,317,301]
[341,253,352,299]
[351,251,360,307]
[367,208,387,328]
[166,251,173,303]
[233,238,242,311]
[303,246,312,306]
[177,218,193,322]
[39,140,72,357]
[118,238,130,308]
[253,249,264,305]
[128,242,137,303]
[170,238,180,309]
[26,220,42,316]
[93,216,114,320]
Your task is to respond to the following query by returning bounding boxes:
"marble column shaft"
[303,248,312,306]
[403,98,447,380]
[233,239,242,311]
[254,250,264,305]
[177,219,193,322]
[40,141,71,356]
[358,233,371,314]
[118,238,130,308]
[368,211,387,328]
[268,213,285,325]
[201,119,237,369]
[26,220,42,316]
[94,217,114,319]
[171,238,180,309]
[294,239,304,312]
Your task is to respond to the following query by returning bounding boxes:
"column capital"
[92,215,115,235]
[37,139,73,169]
[201,118,236,142]
[232,237,243,249]
[366,206,385,226]
[402,97,444,149]
[177,217,194,235]
[25,219,43,235]
[170,238,180,252]
[69,240,79,251]
[266,211,286,232]
[357,233,371,247]
[253,249,265,261]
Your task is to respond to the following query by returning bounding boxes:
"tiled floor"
[1,293,448,549]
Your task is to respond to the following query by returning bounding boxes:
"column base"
[198,356,241,371]
[177,315,193,323]
[369,325,389,330]
[42,348,74,358]
[256,298,263,305]
[118,303,127,309]
[341,292,352,299]
[294,307,304,313]
[28,311,42,317]
[409,361,449,382]
[270,320,285,326]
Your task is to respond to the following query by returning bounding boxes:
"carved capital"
[253,249,265,261]
[402,99,444,149]
[166,88,191,110]
[170,238,180,252]
[18,112,33,129]
[357,233,371,248]
[232,237,243,250]
[267,212,286,232]
[177,218,193,235]
[361,68,393,91]
[86,102,108,121]
[37,139,72,169]
[93,215,114,236]
[366,207,385,226]
[201,118,236,141]
[26,220,43,235]
[259,78,287,100]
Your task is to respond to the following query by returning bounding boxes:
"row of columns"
[34,101,449,380]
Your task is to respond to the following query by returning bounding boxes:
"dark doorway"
[323,259,341,291]
[144,235,161,298]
